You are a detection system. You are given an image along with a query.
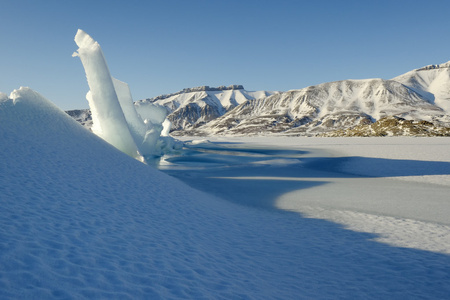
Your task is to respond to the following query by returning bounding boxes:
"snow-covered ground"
[168,136,450,255]
[1,89,450,298]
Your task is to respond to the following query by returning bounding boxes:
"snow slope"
[1,88,450,298]
[394,61,450,113]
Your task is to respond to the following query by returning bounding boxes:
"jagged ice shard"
[73,29,176,160]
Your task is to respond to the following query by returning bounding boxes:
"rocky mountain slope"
[321,116,450,137]
[66,109,92,128]
[181,77,449,136]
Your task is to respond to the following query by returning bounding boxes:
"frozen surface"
[1,90,450,298]
[169,136,450,254]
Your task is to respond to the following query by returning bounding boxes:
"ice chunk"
[134,101,168,125]
[112,78,148,147]
[161,119,172,136]
[73,29,180,160]
[73,29,140,159]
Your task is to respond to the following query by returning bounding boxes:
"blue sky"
[2,0,450,110]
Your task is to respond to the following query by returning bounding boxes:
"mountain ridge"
[180,77,449,136]
[134,85,276,131]
[142,85,246,102]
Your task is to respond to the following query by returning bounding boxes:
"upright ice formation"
[73,29,175,159]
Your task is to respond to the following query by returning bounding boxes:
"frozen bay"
[162,137,450,254]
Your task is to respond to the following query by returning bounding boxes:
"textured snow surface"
[1,89,450,299]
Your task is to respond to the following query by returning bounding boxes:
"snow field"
[174,136,450,255]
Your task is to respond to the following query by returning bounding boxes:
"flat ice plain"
[163,137,450,254]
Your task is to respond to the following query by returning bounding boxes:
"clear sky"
[2,0,450,110]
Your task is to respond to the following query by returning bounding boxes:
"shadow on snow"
[160,141,450,210]
[154,141,450,298]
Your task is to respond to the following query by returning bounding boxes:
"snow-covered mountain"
[135,85,275,131]
[180,64,450,136]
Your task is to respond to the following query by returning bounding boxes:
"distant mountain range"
[136,85,275,131]
[67,62,450,136]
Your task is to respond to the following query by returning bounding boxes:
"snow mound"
[0,87,276,298]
